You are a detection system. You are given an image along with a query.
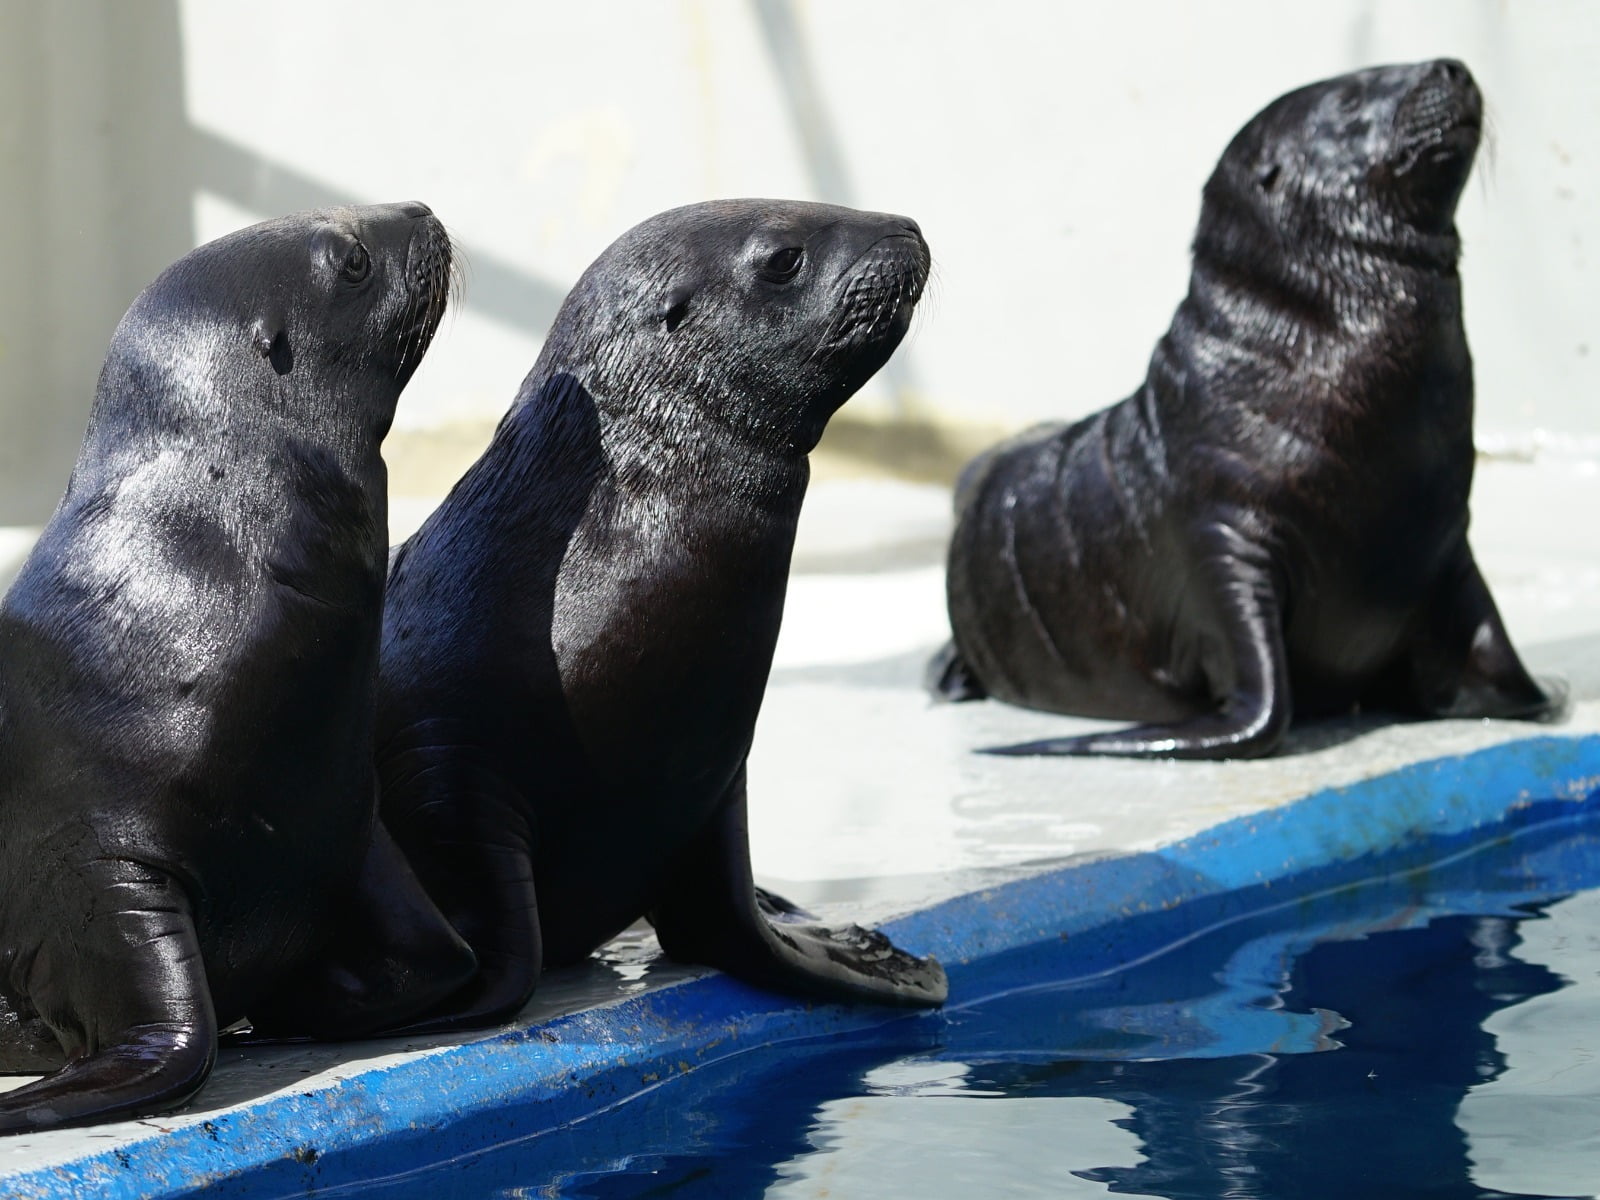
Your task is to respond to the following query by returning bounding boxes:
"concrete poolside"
[1,448,1599,1195]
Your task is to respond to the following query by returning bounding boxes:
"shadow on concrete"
[1525,630,1600,705]
[769,637,1595,763]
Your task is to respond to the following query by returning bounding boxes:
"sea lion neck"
[591,395,812,547]
[1183,203,1464,372]
[69,352,393,525]
[508,359,812,511]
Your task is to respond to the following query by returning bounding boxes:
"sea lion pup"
[0,204,474,1132]
[378,199,946,1027]
[931,59,1557,759]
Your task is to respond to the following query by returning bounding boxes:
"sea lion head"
[91,202,453,453]
[1204,59,1482,264]
[541,199,930,454]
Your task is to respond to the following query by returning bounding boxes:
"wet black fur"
[935,61,1557,759]
[378,200,947,1028]
[0,204,473,1132]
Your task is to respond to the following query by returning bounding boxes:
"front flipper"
[649,766,947,1008]
[0,860,216,1133]
[376,746,542,1033]
[984,529,1290,760]
[1402,547,1564,721]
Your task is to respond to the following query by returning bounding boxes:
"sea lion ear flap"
[251,314,292,376]
[656,286,692,334]
[251,314,281,358]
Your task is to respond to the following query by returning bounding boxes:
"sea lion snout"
[1376,60,1482,223]
[1393,58,1482,142]
[835,215,931,323]
[1421,57,1474,96]
[853,212,926,256]
[849,229,929,297]
[401,216,453,306]
[873,213,923,242]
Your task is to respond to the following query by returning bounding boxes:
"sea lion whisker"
[1478,104,1498,185]
[447,236,468,311]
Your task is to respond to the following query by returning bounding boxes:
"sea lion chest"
[1242,315,1477,696]
[0,443,385,985]
[528,481,799,945]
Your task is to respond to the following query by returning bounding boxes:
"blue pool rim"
[8,732,1600,1199]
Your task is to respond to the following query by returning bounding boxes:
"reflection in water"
[1460,888,1600,1197]
[284,816,1600,1199]
[942,913,1567,1200]
[768,818,1600,1200]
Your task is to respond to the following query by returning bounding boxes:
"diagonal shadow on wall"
[0,1,566,527]
[750,0,922,421]
[186,127,567,342]
[0,2,196,524]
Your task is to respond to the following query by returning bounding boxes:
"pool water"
[266,811,1600,1200]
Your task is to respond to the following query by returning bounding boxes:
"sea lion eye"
[762,247,804,282]
[342,243,371,282]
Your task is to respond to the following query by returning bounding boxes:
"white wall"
[2,0,1595,522]
[0,2,191,522]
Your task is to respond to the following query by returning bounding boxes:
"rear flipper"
[1401,548,1566,721]
[649,766,947,1008]
[247,816,478,1040]
[0,860,215,1133]
[983,536,1290,760]
[925,640,987,703]
[374,749,542,1034]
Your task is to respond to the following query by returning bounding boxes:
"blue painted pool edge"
[891,733,1600,967]
[9,732,1600,1200]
